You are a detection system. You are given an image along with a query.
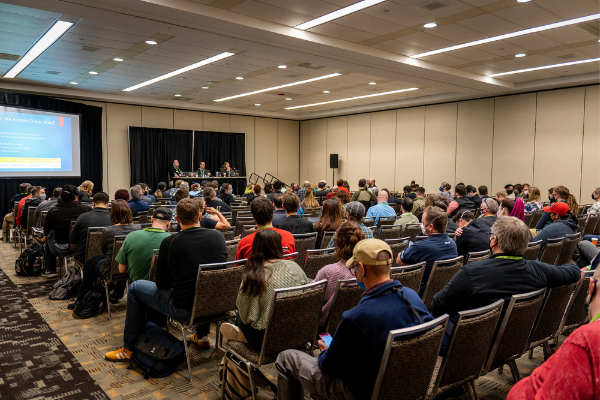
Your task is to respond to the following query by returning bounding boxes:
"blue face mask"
[439,187,443,192]
[467,194,471,198]
[356,264,367,291]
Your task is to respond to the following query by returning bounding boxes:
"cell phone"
[319,333,333,347]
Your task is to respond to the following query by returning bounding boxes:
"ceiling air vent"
[45,70,61,75]
[80,45,101,52]
[286,74,301,78]
[298,62,326,70]
[557,53,577,60]
[173,97,193,101]
[0,53,19,61]
[421,1,447,11]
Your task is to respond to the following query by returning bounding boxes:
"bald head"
[377,190,388,202]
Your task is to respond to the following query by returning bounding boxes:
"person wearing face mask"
[447,184,475,217]
[524,186,543,212]
[521,183,531,201]
[504,184,515,199]
[218,183,236,205]
[19,186,46,229]
[533,202,579,244]
[587,187,600,215]
[478,198,499,228]
[439,182,453,202]
[507,267,599,400]
[454,211,491,260]
[275,239,432,400]
[466,185,482,207]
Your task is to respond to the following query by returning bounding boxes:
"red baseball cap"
[543,202,570,216]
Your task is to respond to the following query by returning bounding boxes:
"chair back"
[376,216,396,229]
[186,259,247,326]
[26,207,37,235]
[377,225,403,240]
[530,211,543,228]
[483,288,546,374]
[421,256,464,309]
[385,238,410,266]
[169,222,179,232]
[319,231,336,249]
[523,240,543,260]
[225,239,240,261]
[402,224,421,242]
[577,215,588,234]
[220,227,235,241]
[235,217,256,237]
[302,248,337,280]
[539,237,565,265]
[524,213,534,227]
[149,249,160,282]
[85,227,106,260]
[465,250,492,265]
[371,315,449,400]
[241,225,258,238]
[292,232,318,268]
[556,233,581,265]
[527,282,578,350]
[390,263,426,293]
[108,235,128,283]
[363,217,375,228]
[259,280,328,365]
[430,301,504,398]
[13,201,19,215]
[41,210,49,227]
[560,271,593,333]
[583,214,599,236]
[325,278,362,335]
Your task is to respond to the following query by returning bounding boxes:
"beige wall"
[299,85,599,202]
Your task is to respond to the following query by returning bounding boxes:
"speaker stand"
[332,168,335,187]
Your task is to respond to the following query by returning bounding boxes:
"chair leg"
[528,348,534,359]
[245,360,258,400]
[542,342,552,360]
[181,327,192,382]
[497,365,504,374]
[104,283,111,320]
[508,360,521,382]
[220,355,228,400]
[468,381,480,400]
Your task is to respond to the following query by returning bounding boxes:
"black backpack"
[129,322,186,378]
[73,278,107,319]
[48,266,81,300]
[15,242,43,276]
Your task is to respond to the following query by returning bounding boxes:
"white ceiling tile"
[256,0,338,18]
[576,44,600,58]
[534,0,600,20]
[462,64,505,76]
[398,31,457,50]
[538,25,599,45]
[475,41,528,57]
[418,52,470,66]
[371,39,430,56]
[443,46,496,62]
[457,14,525,36]
[230,0,310,27]
[504,33,563,51]
[308,22,377,42]
[334,13,404,36]
[429,23,487,43]
[362,2,433,26]
[492,4,566,28]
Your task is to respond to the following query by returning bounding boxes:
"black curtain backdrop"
[193,131,246,176]
[128,127,193,190]
[0,91,103,220]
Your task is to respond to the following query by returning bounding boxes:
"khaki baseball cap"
[346,239,393,267]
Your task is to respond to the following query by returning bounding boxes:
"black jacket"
[534,219,578,244]
[275,215,316,235]
[450,196,476,217]
[206,198,231,213]
[455,218,491,260]
[315,190,330,198]
[431,253,581,318]
[20,197,43,228]
[44,202,92,244]
[470,194,482,208]
[69,207,112,263]
[478,215,497,228]
[170,165,182,178]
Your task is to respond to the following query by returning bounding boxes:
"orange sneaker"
[189,334,210,350]
[105,347,132,362]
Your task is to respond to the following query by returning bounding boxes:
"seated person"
[34,187,62,228]
[138,183,156,205]
[196,161,210,177]
[275,192,315,234]
[267,180,284,201]
[447,184,475,217]
[43,185,92,278]
[466,185,481,207]
[16,185,34,229]
[220,229,309,348]
[69,200,141,310]
[432,199,458,234]
[534,202,578,244]
[314,180,330,198]
[188,183,202,197]
[454,210,491,260]
[275,239,433,400]
[203,186,231,213]
[478,197,499,228]
[351,179,376,202]
[218,183,236,205]
[393,197,419,230]
[314,199,344,246]
[163,180,183,198]
[20,186,45,228]
[105,198,228,361]
[314,221,364,327]
[114,189,138,218]
[325,186,339,200]
[397,206,458,296]
[236,197,295,259]
[271,193,287,227]
[524,186,543,212]
[193,197,231,230]
[412,187,426,219]
[78,180,94,203]
[69,192,111,265]
[128,185,150,212]
[327,201,373,248]
[3,182,30,241]
[366,190,396,225]
[577,240,600,270]
[507,266,599,400]
[167,188,190,205]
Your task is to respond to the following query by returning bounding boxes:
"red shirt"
[236,227,295,260]
[326,192,336,200]
[16,195,31,227]
[507,320,600,400]
[339,187,350,195]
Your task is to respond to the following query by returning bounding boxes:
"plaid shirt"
[587,201,600,215]
[297,187,307,202]
[327,223,373,248]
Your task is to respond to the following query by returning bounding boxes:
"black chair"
[389,262,425,293]
[539,237,565,265]
[302,248,337,280]
[555,233,581,265]
[523,240,543,260]
[292,232,318,268]
[324,278,361,335]
[421,256,464,309]
[377,225,403,240]
[465,250,491,265]
[402,223,421,242]
[102,235,128,320]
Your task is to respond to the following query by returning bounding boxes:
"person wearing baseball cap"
[533,201,579,244]
[275,239,432,400]
[324,201,373,248]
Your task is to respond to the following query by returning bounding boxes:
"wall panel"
[347,114,371,190]
[581,85,600,200]
[230,115,255,180]
[254,118,278,181]
[326,116,348,187]
[396,107,425,191]
[203,112,230,132]
[534,87,585,199]
[173,109,202,131]
[423,103,457,192]
[277,119,300,185]
[300,121,309,184]
[106,103,141,196]
[141,107,173,129]
[456,98,494,189]
[369,110,396,191]
[307,119,328,184]
[492,93,536,195]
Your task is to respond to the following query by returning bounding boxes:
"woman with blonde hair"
[301,188,319,209]
[78,180,94,202]
[524,187,542,212]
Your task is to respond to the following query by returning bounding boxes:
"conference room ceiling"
[0,0,598,119]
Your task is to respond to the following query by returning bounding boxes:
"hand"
[317,340,329,352]
[174,174,179,177]
[206,207,219,215]
[455,227,463,237]
[580,267,589,281]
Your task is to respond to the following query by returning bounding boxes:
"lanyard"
[591,313,600,323]
[144,227,165,233]
[495,256,523,260]
[258,225,273,230]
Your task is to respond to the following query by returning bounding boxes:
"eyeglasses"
[349,264,359,276]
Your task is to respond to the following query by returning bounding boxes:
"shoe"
[71,312,83,319]
[189,334,210,350]
[41,271,58,278]
[67,301,80,310]
[219,323,248,344]
[108,296,120,305]
[105,347,132,362]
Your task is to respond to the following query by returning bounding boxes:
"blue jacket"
[318,280,433,400]
[128,198,150,212]
[534,219,578,244]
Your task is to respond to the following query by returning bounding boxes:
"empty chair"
[85,227,105,261]
[429,300,504,400]
[583,213,599,236]
[539,237,565,265]
[324,278,362,335]
[319,231,336,249]
[402,223,421,242]
[558,271,593,336]
[225,239,240,261]
[302,248,337,280]
[465,250,492,265]
[102,235,128,320]
[292,232,318,268]
[482,288,546,382]
[377,225,402,240]
[523,240,543,261]
[384,238,409,266]
[371,315,449,400]
[236,217,256,237]
[389,262,425,293]
[421,256,464,309]
[555,233,581,265]
[524,213,534,228]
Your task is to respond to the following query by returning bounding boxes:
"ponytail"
[567,194,579,215]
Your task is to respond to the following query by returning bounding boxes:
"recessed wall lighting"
[286,98,292,100]
[489,57,600,77]
[255,104,261,106]
[517,0,531,3]
[214,73,341,102]
[278,65,287,69]
[174,94,181,97]
[323,90,330,93]
[89,71,98,74]
[295,0,386,30]
[69,81,78,85]
[285,87,419,110]
[123,52,235,91]
[412,13,600,58]
[113,57,124,62]
[515,53,526,57]
[368,82,377,85]
[235,77,244,80]
[424,22,437,28]
[202,86,209,89]
[146,40,157,45]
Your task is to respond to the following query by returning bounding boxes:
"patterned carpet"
[0,240,557,400]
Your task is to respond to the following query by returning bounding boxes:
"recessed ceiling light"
[424,22,437,28]
[369,82,376,85]
[412,13,600,58]
[174,94,181,97]
[285,88,419,110]
[515,53,526,57]
[255,104,261,106]
[4,20,74,79]
[146,40,157,45]
[113,57,124,62]
[489,57,600,77]
[202,86,209,89]
[278,65,287,69]
[123,52,235,91]
[295,0,387,30]
[235,76,244,80]
[286,98,292,100]
[214,73,341,102]
[69,81,78,85]
[517,0,531,2]
[89,71,98,74]
[323,90,330,93]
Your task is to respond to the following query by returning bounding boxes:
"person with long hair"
[222,162,231,174]
[218,183,236,206]
[315,199,345,245]
[498,198,525,222]
[220,229,308,348]
[315,221,364,327]
[301,188,319,209]
[524,187,543,212]
[154,182,167,199]
[534,202,579,244]
[336,179,350,196]
[535,185,579,230]
[78,180,94,202]
[336,190,350,206]
[244,184,262,205]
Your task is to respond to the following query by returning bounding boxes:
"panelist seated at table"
[196,161,211,177]
[219,162,232,175]
[169,159,182,178]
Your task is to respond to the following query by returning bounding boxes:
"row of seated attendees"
[1,177,599,399]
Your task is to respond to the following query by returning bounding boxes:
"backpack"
[48,266,81,300]
[128,322,186,378]
[15,242,43,276]
[219,354,277,399]
[73,278,107,318]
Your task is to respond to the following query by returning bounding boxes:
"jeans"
[44,233,69,273]
[123,280,209,351]
[76,259,126,302]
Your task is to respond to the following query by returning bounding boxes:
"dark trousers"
[236,314,265,350]
[76,257,126,302]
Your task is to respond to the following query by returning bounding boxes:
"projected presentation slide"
[0,106,81,177]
